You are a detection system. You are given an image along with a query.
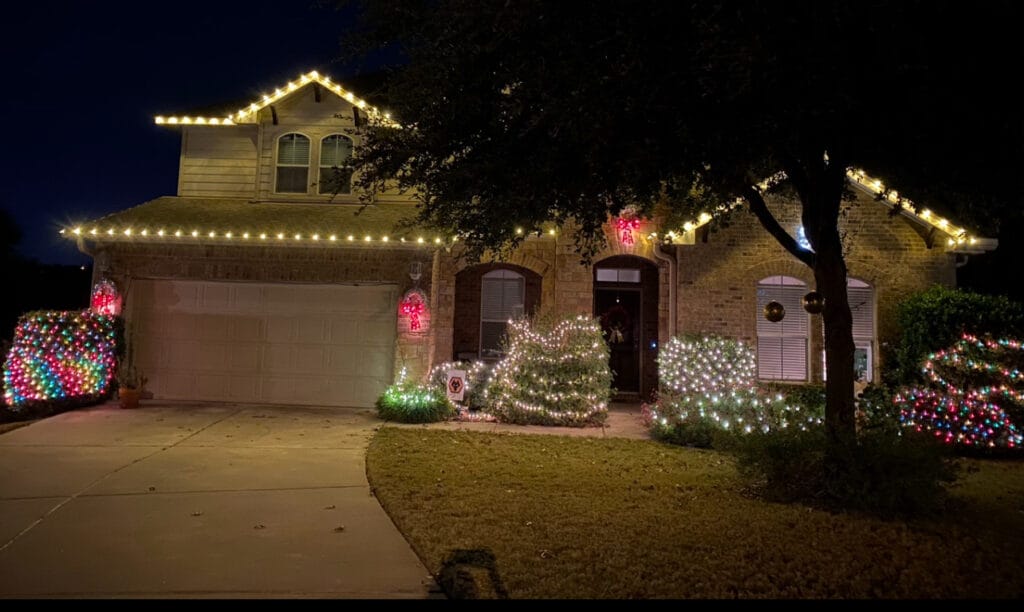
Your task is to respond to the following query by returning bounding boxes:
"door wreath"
[599,303,632,344]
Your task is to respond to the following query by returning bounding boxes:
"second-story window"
[276,133,310,193]
[319,135,353,195]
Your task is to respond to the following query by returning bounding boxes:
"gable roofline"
[153,70,399,128]
[661,167,996,254]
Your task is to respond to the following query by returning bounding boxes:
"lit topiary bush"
[375,379,455,424]
[487,315,612,426]
[896,334,1022,450]
[3,310,119,413]
[645,335,821,446]
[428,360,493,412]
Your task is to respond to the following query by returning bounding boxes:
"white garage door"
[127,279,397,408]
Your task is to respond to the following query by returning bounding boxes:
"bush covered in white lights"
[487,315,612,426]
[645,335,821,446]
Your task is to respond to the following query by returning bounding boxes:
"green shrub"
[487,315,611,426]
[732,425,958,517]
[760,382,826,414]
[890,286,1024,384]
[376,380,455,423]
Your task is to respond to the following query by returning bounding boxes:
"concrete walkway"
[0,402,435,599]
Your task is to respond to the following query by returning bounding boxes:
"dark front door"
[595,289,642,394]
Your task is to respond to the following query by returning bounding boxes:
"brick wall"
[676,189,956,382]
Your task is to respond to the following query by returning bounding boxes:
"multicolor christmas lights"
[487,315,612,426]
[895,334,1022,449]
[90,279,122,317]
[646,335,822,436]
[3,311,118,409]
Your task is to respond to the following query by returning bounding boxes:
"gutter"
[652,242,677,338]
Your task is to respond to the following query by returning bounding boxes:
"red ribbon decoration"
[399,293,426,331]
[615,216,641,245]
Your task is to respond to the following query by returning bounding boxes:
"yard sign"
[446,369,467,402]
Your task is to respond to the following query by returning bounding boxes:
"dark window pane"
[276,167,308,193]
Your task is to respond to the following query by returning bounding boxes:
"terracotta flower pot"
[119,387,141,409]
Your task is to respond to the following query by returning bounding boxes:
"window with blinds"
[318,135,354,194]
[822,278,876,382]
[756,276,810,381]
[480,269,525,358]
[276,133,310,193]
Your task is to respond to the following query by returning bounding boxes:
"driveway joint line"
[0,406,245,554]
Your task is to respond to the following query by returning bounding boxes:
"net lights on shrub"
[647,335,822,435]
[487,315,612,426]
[896,334,1022,449]
[3,311,118,409]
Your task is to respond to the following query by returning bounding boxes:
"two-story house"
[63,70,996,409]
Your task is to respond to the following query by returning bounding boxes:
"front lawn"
[367,428,1024,598]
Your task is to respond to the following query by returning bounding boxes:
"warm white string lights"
[61,226,448,248]
[154,70,400,129]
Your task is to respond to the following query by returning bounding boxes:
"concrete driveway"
[0,402,434,598]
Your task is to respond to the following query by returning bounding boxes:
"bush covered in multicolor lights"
[3,310,119,411]
[487,315,612,426]
[895,334,1022,450]
[375,377,455,423]
[428,360,493,412]
[644,335,822,446]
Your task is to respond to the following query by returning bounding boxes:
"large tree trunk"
[813,233,857,449]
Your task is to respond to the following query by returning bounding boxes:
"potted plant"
[117,366,147,409]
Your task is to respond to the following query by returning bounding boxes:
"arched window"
[319,135,353,194]
[756,275,810,381]
[480,269,525,359]
[276,133,310,193]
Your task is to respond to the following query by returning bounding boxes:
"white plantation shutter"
[756,276,809,381]
[848,285,874,341]
[480,270,525,356]
[278,134,310,164]
[319,135,352,166]
[276,134,310,193]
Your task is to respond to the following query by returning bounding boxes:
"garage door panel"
[227,317,263,342]
[226,344,261,371]
[128,279,396,408]
[360,321,396,346]
[196,316,230,341]
[201,284,231,310]
[295,318,329,344]
[329,320,358,343]
[195,374,232,401]
[328,347,357,371]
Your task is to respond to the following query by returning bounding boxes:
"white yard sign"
[446,369,467,402]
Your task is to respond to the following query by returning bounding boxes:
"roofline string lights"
[60,226,451,248]
[154,70,400,129]
[660,168,989,250]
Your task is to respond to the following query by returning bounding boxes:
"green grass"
[367,428,1024,598]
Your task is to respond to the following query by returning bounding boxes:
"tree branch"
[744,185,815,267]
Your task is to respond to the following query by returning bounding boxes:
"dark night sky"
[1,1,371,265]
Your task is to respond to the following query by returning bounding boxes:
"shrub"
[890,286,1024,385]
[646,336,822,446]
[895,334,1022,451]
[3,310,118,413]
[487,315,611,426]
[375,379,455,423]
[428,360,493,411]
[733,425,958,517]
